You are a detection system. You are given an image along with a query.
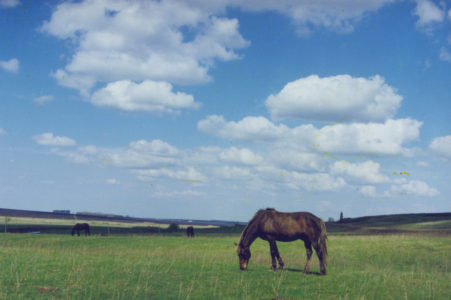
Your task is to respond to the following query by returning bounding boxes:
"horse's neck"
[240,223,258,247]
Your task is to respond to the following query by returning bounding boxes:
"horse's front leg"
[268,241,277,270]
[270,241,284,270]
[274,242,284,269]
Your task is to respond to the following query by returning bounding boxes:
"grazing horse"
[71,223,90,236]
[186,226,194,238]
[236,208,328,275]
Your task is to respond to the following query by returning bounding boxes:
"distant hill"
[326,212,451,235]
[1,208,450,235]
[0,208,244,227]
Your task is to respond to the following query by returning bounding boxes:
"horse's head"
[236,243,251,270]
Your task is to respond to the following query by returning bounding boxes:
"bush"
[167,223,179,232]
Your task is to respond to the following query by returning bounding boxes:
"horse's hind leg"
[303,240,313,274]
[312,242,326,275]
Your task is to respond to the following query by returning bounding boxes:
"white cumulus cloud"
[359,185,379,197]
[106,178,119,185]
[198,115,290,141]
[265,74,402,122]
[0,0,20,8]
[268,150,326,172]
[33,95,54,104]
[286,171,347,191]
[33,133,76,146]
[199,115,422,155]
[106,140,179,168]
[429,135,451,160]
[134,167,205,182]
[54,139,179,169]
[330,160,388,184]
[416,160,430,167]
[314,118,422,155]
[0,58,19,73]
[414,0,445,27]
[129,139,178,156]
[389,180,439,197]
[440,47,451,62]
[213,165,254,181]
[91,80,199,113]
[41,0,249,94]
[229,0,396,35]
[218,147,264,166]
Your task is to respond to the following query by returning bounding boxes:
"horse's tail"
[318,219,328,266]
[71,226,75,236]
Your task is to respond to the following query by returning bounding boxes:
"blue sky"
[1,0,450,221]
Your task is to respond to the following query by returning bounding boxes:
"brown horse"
[71,223,90,236]
[236,208,328,275]
[186,226,194,238]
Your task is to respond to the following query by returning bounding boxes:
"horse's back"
[259,210,323,241]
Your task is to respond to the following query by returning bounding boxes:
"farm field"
[2,216,167,228]
[0,233,450,299]
[0,216,218,235]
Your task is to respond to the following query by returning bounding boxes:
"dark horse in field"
[236,208,328,275]
[186,226,194,238]
[71,223,90,236]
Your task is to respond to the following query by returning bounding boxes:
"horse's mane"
[239,208,276,246]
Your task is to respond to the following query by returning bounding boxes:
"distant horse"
[236,208,328,275]
[186,226,194,238]
[71,223,90,236]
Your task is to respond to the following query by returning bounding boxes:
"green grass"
[0,233,450,299]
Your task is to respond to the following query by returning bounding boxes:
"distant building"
[53,210,70,214]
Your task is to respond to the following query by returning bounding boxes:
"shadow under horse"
[236,208,328,275]
[71,223,90,236]
[186,226,194,238]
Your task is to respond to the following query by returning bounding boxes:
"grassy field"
[1,233,450,299]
